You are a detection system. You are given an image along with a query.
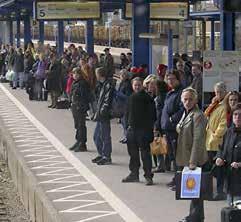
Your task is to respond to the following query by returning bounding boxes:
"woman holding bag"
[176,87,208,222]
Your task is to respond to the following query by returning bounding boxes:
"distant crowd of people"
[1,41,241,222]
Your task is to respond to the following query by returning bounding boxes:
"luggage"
[175,171,213,200]
[56,100,70,109]
[221,167,241,222]
[42,88,48,101]
[221,206,241,222]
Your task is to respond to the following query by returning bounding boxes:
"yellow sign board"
[36,1,100,20]
[125,2,188,20]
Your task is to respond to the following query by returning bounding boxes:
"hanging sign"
[125,1,189,20]
[35,1,100,20]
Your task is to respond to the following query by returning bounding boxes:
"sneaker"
[122,174,139,183]
[145,177,153,186]
[74,144,87,152]
[170,185,176,191]
[179,216,191,222]
[166,179,175,187]
[119,138,127,144]
[92,156,102,163]
[97,158,112,165]
[69,142,79,151]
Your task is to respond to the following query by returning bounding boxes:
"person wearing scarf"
[205,82,227,201]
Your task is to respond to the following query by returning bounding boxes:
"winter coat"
[94,79,114,121]
[154,92,167,133]
[70,78,91,114]
[13,53,24,73]
[24,55,35,73]
[161,85,183,132]
[127,90,156,131]
[103,54,115,78]
[35,60,47,80]
[217,127,241,195]
[66,75,74,94]
[176,106,208,167]
[46,60,62,92]
[118,79,133,97]
[206,101,227,151]
[190,75,203,104]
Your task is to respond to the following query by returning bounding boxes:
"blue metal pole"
[210,20,215,50]
[16,19,21,48]
[24,16,32,47]
[85,19,94,55]
[9,21,13,46]
[220,0,235,50]
[57,21,64,55]
[168,29,173,71]
[149,39,152,74]
[132,0,150,69]
[39,20,45,44]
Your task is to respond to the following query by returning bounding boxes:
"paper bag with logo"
[180,167,202,199]
[150,136,168,156]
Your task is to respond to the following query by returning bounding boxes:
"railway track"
[0,175,9,222]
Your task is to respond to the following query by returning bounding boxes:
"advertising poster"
[203,51,240,92]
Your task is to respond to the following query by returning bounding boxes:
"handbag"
[150,136,168,155]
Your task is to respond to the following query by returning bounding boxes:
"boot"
[74,143,87,152]
[69,141,79,151]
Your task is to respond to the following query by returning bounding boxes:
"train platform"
[30,39,131,65]
[0,83,225,222]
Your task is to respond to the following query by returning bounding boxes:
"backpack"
[110,90,128,119]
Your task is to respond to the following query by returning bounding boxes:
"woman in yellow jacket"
[205,81,227,200]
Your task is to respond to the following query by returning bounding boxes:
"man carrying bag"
[175,88,208,222]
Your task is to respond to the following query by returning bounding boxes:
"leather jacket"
[94,79,114,121]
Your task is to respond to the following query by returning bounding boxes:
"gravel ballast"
[0,160,31,222]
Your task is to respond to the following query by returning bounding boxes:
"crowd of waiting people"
[1,41,241,222]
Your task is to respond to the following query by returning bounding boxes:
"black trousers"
[189,199,204,222]
[72,110,87,145]
[126,128,153,178]
[208,151,225,194]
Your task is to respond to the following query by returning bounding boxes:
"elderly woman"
[216,103,241,206]
[176,87,208,222]
[205,82,227,200]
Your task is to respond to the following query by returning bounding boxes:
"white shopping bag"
[181,166,202,199]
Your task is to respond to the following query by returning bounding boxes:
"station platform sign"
[34,1,100,20]
[125,0,189,20]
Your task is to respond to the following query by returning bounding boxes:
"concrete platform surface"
[0,83,225,222]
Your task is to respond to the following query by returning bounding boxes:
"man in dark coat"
[69,67,91,152]
[161,70,183,187]
[103,48,115,78]
[122,77,156,185]
[46,53,63,108]
[13,48,24,89]
[92,67,114,165]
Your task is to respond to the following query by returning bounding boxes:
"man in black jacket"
[46,53,62,108]
[69,67,91,152]
[122,77,156,185]
[92,67,114,165]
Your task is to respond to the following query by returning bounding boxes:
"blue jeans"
[13,72,19,88]
[93,120,112,159]
[121,114,128,139]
